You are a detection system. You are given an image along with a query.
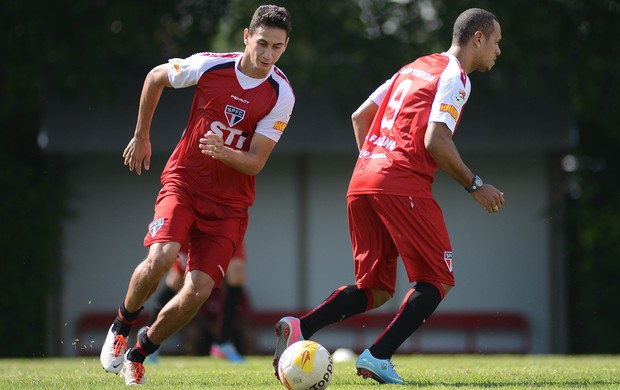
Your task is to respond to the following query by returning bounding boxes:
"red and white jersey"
[348,53,470,199]
[161,52,295,208]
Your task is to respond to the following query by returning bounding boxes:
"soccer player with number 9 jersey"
[273,8,504,385]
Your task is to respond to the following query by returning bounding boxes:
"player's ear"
[243,28,250,45]
[473,31,483,48]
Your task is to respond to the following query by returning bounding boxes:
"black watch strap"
[465,175,483,193]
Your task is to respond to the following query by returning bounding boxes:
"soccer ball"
[277,340,333,390]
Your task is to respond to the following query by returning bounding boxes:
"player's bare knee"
[181,270,216,305]
[178,285,212,309]
[145,242,180,273]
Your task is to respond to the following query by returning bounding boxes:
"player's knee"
[181,270,215,304]
[146,243,181,273]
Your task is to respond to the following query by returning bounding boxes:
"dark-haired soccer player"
[273,8,504,385]
[100,5,294,386]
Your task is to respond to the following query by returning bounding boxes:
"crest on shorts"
[225,105,245,127]
[444,251,453,272]
[148,217,164,238]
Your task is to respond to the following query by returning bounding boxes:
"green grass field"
[0,354,618,389]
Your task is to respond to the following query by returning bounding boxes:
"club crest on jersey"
[148,217,164,238]
[444,251,453,272]
[225,105,245,127]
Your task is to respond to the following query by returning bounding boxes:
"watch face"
[474,176,483,187]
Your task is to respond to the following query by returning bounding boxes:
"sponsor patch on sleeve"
[439,103,458,120]
[273,121,288,131]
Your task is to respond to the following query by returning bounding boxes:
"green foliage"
[218,0,453,115]
[0,0,230,357]
[0,156,67,357]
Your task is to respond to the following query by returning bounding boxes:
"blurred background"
[1,0,619,357]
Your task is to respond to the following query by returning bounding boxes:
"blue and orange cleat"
[356,348,405,385]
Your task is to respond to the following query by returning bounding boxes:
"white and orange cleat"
[120,351,146,386]
[100,325,128,374]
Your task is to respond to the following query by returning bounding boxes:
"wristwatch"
[465,175,483,193]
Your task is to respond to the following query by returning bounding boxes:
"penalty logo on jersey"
[225,105,245,127]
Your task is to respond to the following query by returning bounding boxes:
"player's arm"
[425,122,505,213]
[351,99,379,150]
[352,77,393,150]
[123,64,173,175]
[199,131,277,176]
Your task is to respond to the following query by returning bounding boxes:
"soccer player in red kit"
[100,5,294,386]
[273,8,504,385]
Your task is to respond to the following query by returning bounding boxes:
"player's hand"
[470,184,505,213]
[199,131,227,160]
[123,136,151,175]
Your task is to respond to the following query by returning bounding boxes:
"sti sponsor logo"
[439,103,458,120]
[451,89,467,107]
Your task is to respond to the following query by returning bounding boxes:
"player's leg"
[100,241,180,374]
[101,188,192,375]
[121,228,236,385]
[121,268,215,385]
[357,196,454,385]
[140,254,185,364]
[302,194,397,334]
[144,269,215,346]
[273,194,396,378]
[211,250,247,362]
[149,255,185,324]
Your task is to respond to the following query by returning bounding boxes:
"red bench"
[75,310,530,356]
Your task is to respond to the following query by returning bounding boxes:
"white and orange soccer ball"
[277,340,333,390]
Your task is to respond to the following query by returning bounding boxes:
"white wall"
[59,151,553,356]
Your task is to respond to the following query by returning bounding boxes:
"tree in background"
[0,0,231,357]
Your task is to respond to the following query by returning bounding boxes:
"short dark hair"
[248,5,292,38]
[452,8,499,46]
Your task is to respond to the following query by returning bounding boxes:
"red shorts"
[347,194,454,296]
[172,241,246,274]
[144,183,248,287]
